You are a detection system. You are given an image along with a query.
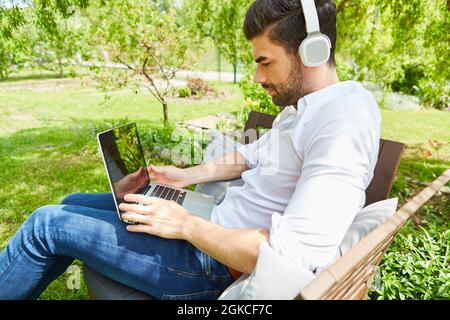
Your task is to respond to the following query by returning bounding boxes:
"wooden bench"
[244,110,449,300]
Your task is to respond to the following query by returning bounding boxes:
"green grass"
[0,80,243,136]
[0,79,243,300]
[0,75,449,300]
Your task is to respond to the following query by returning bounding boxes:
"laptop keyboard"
[141,185,186,205]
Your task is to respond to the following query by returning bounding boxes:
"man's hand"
[119,193,269,274]
[148,165,191,188]
[113,167,148,199]
[119,194,191,240]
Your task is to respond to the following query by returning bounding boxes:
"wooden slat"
[324,247,387,300]
[365,140,405,206]
[323,232,394,298]
[325,249,386,299]
[242,111,276,144]
[348,283,368,300]
[378,139,386,157]
[340,267,375,300]
[243,111,261,135]
[256,112,276,129]
[297,169,450,300]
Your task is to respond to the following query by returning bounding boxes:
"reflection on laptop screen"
[100,123,149,202]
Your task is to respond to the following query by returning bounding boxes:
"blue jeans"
[0,193,233,300]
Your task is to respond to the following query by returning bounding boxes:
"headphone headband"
[300,0,320,34]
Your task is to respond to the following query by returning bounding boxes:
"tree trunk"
[57,58,64,78]
[163,101,169,124]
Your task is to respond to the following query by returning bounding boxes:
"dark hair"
[244,0,336,66]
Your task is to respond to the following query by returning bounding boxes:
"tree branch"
[116,56,136,72]
[141,47,165,104]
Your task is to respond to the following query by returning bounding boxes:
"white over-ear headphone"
[299,0,332,67]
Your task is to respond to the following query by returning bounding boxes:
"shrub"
[178,86,192,98]
[236,78,279,128]
[187,77,211,96]
[368,226,450,300]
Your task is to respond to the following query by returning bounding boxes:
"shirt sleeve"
[236,129,272,170]
[236,142,258,169]
[269,105,380,271]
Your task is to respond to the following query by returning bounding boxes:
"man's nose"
[254,66,267,84]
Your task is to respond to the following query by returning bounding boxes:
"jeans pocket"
[161,290,221,300]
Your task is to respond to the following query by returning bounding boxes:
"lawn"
[0,76,449,300]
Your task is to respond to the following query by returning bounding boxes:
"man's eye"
[262,63,271,67]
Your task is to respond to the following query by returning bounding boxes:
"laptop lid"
[97,123,150,212]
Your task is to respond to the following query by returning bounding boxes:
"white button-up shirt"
[211,81,381,272]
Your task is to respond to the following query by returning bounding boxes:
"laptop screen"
[98,123,150,204]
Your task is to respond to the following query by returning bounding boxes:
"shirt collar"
[276,81,360,124]
[297,80,360,109]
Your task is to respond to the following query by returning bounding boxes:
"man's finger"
[121,213,150,225]
[118,203,153,215]
[126,224,155,234]
[123,194,155,205]
[148,165,162,174]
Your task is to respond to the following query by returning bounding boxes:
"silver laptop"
[97,123,214,223]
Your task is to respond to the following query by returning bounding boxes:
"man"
[0,0,380,300]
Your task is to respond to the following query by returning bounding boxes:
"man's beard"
[262,60,308,107]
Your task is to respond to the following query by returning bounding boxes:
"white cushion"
[219,197,398,300]
[195,132,244,205]
[338,197,398,256]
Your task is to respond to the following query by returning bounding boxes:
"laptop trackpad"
[183,193,214,221]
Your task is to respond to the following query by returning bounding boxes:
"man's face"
[251,33,308,107]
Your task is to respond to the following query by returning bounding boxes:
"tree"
[0,4,26,79]
[213,0,253,82]
[1,1,87,78]
[33,6,84,77]
[335,0,449,109]
[86,0,191,123]
[0,37,15,79]
[187,0,254,81]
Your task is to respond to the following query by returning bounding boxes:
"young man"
[0,0,380,300]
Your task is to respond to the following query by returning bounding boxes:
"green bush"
[369,226,450,300]
[236,78,280,128]
[178,86,192,98]
[391,64,425,96]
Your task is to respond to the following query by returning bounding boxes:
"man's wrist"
[184,163,213,186]
[181,213,201,242]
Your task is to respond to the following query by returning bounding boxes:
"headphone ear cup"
[299,34,331,67]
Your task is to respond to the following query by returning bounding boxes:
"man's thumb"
[149,165,161,174]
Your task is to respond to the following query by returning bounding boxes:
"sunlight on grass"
[0,82,244,137]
